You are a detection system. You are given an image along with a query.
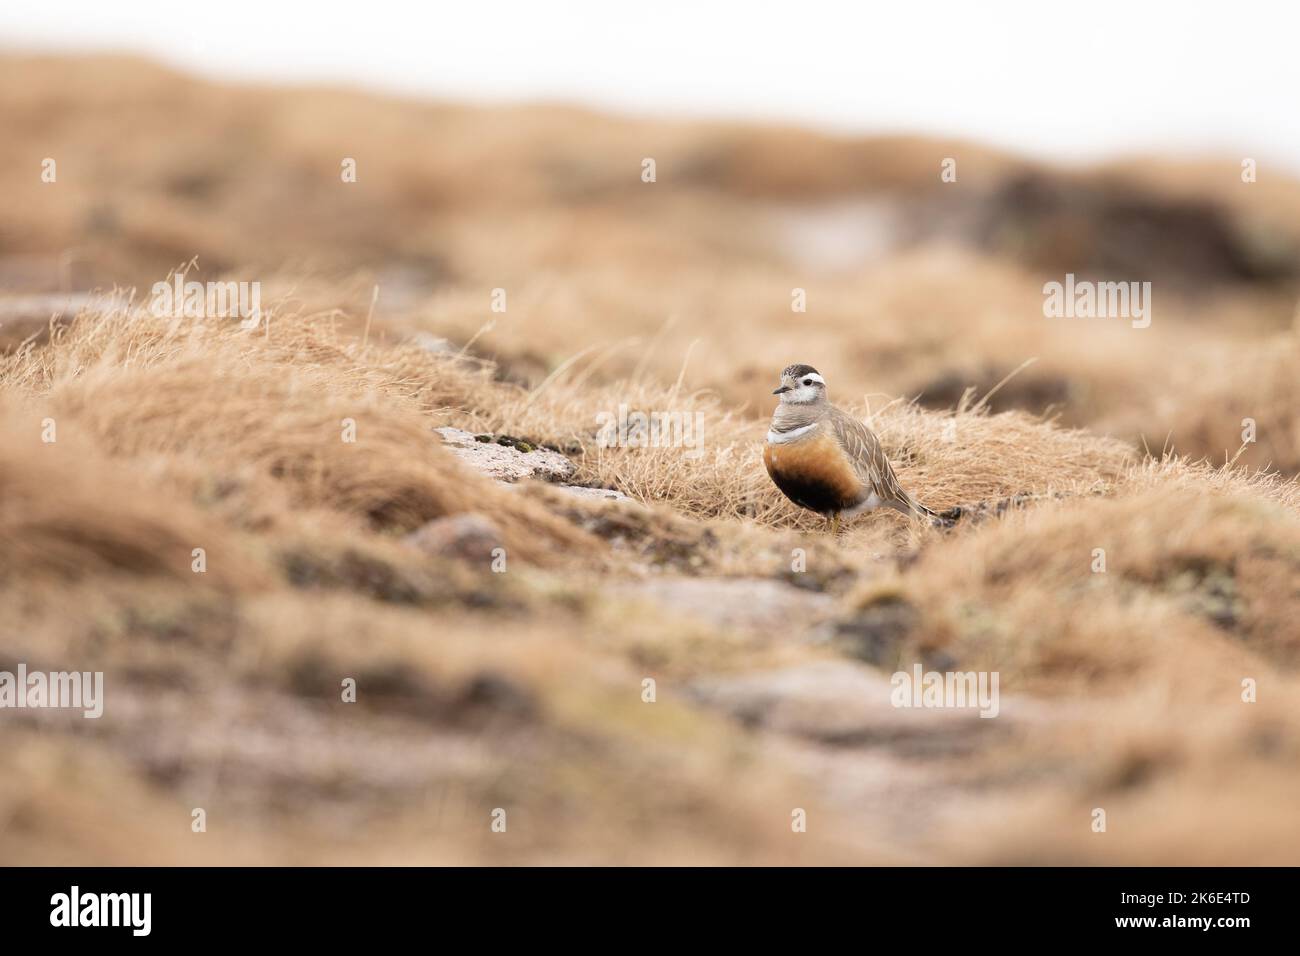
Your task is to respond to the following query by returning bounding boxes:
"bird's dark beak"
[772,385,791,395]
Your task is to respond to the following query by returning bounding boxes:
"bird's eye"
[802,379,812,386]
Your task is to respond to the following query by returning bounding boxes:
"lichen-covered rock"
[435,427,576,483]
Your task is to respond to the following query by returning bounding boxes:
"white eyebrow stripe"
[802,373,825,384]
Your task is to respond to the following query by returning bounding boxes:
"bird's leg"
[828,512,841,536]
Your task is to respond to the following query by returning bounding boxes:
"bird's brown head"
[773,364,827,405]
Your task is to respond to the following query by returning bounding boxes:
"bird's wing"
[827,406,920,511]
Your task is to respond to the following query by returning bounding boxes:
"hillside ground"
[1,56,1298,864]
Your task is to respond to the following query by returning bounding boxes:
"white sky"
[4,0,1297,171]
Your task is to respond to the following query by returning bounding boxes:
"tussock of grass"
[0,412,255,589]
[2,300,600,565]
[872,473,1300,687]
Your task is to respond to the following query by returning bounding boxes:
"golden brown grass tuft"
[1,297,601,566]
[871,464,1300,688]
[0,411,254,589]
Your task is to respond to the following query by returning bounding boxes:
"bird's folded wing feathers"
[828,407,911,504]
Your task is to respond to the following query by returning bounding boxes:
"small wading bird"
[763,364,958,533]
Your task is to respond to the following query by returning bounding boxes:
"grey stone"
[435,427,576,483]
[0,292,96,350]
[407,332,455,354]
[688,660,1000,752]
[404,513,504,563]
[613,577,835,632]
[551,485,636,504]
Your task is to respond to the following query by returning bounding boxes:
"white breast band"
[767,422,819,444]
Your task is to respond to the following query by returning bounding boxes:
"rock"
[613,577,835,632]
[551,485,635,504]
[827,598,919,667]
[435,427,576,483]
[403,513,504,563]
[688,660,1000,753]
[0,292,95,351]
[407,331,455,354]
[454,672,538,723]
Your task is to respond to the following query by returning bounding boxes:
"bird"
[762,364,955,533]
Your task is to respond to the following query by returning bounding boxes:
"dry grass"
[870,471,1300,685]
[2,296,600,565]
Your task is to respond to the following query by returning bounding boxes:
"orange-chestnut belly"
[763,432,865,515]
